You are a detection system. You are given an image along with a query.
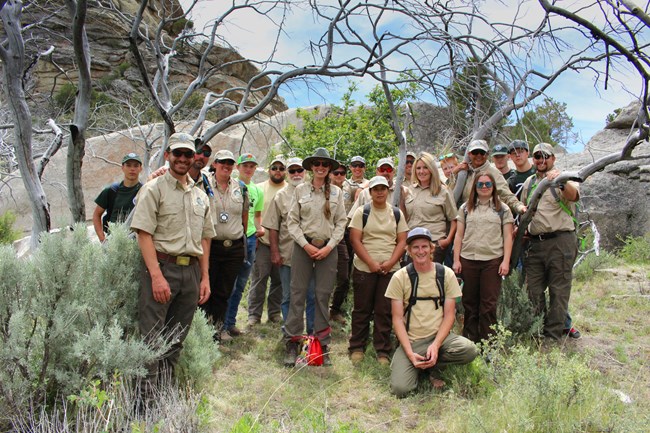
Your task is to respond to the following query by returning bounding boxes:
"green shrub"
[497,270,544,340]
[176,309,221,390]
[574,250,618,281]
[0,211,20,244]
[54,82,77,112]
[618,234,650,264]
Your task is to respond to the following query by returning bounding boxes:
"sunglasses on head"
[470,149,487,156]
[196,148,212,157]
[311,160,331,168]
[171,149,195,158]
[438,153,455,161]
[533,152,551,160]
[331,170,346,176]
[217,159,235,166]
[350,162,365,168]
[270,165,286,171]
[476,181,493,189]
[288,167,305,174]
[377,166,394,173]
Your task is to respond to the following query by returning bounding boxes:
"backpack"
[403,262,445,332]
[102,181,142,233]
[362,203,401,228]
[295,335,324,366]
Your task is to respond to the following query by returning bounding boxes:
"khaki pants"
[247,242,283,320]
[390,333,477,397]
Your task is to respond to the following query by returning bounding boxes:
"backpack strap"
[403,262,445,332]
[362,203,401,228]
[239,180,250,236]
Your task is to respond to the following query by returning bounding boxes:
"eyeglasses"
[476,181,493,189]
[270,165,286,171]
[377,166,394,173]
[196,148,212,157]
[171,149,195,158]
[331,170,346,176]
[288,167,305,174]
[311,160,331,168]
[350,162,365,168]
[533,152,551,160]
[217,160,235,166]
[470,149,487,156]
[438,153,455,161]
[406,159,415,165]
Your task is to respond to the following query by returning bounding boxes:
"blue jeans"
[223,235,257,330]
[279,265,315,334]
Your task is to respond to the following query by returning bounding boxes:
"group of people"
[93,132,581,397]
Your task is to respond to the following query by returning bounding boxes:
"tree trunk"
[0,1,51,248]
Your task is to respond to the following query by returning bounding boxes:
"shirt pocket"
[298,194,314,220]
[156,200,183,241]
[191,198,208,243]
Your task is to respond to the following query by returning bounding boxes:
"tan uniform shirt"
[457,199,514,260]
[262,183,297,266]
[257,180,285,246]
[461,163,524,214]
[209,177,246,241]
[342,178,369,214]
[347,183,411,219]
[131,171,215,257]
[522,175,579,235]
[385,265,461,341]
[287,182,347,250]
[348,204,409,273]
[405,184,457,240]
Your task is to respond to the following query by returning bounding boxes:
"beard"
[288,177,304,187]
[270,175,285,184]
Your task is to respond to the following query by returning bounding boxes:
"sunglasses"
[331,170,346,176]
[311,160,331,168]
[217,160,235,166]
[270,165,286,171]
[196,148,212,157]
[350,162,366,168]
[288,167,305,174]
[533,152,551,160]
[438,153,455,161]
[377,166,394,173]
[406,159,415,164]
[171,149,195,158]
[476,181,493,189]
[470,149,487,156]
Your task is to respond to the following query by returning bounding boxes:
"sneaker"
[563,327,582,339]
[248,317,261,327]
[377,355,391,366]
[284,341,298,367]
[329,311,347,325]
[321,345,332,367]
[350,351,365,364]
[267,314,283,324]
[228,326,243,337]
[220,330,233,342]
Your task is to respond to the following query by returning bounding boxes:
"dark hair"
[467,172,501,213]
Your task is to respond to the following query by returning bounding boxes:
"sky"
[181,0,645,153]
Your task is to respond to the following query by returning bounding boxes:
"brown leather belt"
[305,236,329,248]
[156,251,198,266]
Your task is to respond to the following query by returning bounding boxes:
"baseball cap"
[406,227,433,244]
[406,151,416,159]
[368,175,389,189]
[269,155,285,167]
[122,152,142,164]
[509,139,529,152]
[286,157,303,168]
[168,132,197,152]
[214,149,236,163]
[467,140,489,153]
[376,157,395,169]
[491,144,509,156]
[350,155,366,165]
[237,153,258,165]
[532,142,555,156]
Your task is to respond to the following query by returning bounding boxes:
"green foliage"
[0,211,20,244]
[54,82,77,112]
[176,309,221,390]
[574,251,618,282]
[171,18,194,36]
[606,108,622,124]
[497,270,544,339]
[509,97,576,146]
[617,234,650,264]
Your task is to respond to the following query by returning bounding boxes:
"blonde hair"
[412,152,442,196]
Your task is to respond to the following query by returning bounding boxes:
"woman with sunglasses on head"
[283,148,347,367]
[199,149,248,340]
[405,152,458,264]
[453,172,514,343]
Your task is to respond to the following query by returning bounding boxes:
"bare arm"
[92,205,106,242]
[350,227,381,273]
[422,298,456,368]
[391,299,428,368]
[380,231,407,273]
[136,230,170,304]
[453,220,465,274]
[198,238,211,305]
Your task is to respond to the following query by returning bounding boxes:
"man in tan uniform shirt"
[131,132,215,384]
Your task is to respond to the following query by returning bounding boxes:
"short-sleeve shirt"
[287,182,347,250]
[262,183,296,266]
[257,180,285,245]
[522,175,579,235]
[385,265,461,341]
[342,178,369,214]
[508,166,537,199]
[131,172,215,257]
[460,163,524,214]
[348,204,409,273]
[347,183,411,219]
[457,199,514,260]
[405,184,457,240]
[94,182,141,224]
[245,182,264,237]
[209,177,246,241]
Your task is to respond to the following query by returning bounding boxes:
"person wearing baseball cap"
[92,152,143,242]
[506,139,535,198]
[385,226,477,397]
[404,151,416,184]
[491,144,514,181]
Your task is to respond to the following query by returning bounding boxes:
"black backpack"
[404,262,445,332]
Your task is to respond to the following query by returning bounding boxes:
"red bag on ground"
[295,335,323,366]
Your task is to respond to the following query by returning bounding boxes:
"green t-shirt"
[94,182,142,227]
[244,182,264,237]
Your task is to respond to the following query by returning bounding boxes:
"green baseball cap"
[237,153,258,165]
[122,152,142,164]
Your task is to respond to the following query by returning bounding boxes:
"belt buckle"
[223,239,233,248]
[176,256,191,266]
[311,238,325,248]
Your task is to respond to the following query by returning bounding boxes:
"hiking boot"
[248,316,261,327]
[220,330,233,342]
[377,355,391,366]
[321,345,332,367]
[350,351,365,364]
[563,327,582,339]
[228,326,243,337]
[284,341,298,367]
[267,314,283,324]
[329,311,347,325]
